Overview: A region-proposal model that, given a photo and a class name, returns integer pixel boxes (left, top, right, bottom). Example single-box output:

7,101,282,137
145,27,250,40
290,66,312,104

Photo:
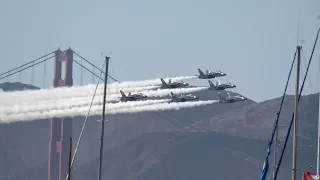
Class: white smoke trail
3,87,206,109
0,75,195,105
0,99,170,115
0,100,217,123
109,76,196,88
0,86,159,106
0,87,207,117
108,100,218,114
141,87,207,97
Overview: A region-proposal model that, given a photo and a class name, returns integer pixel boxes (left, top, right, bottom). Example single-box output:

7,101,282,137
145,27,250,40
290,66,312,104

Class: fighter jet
170,92,199,102
197,68,227,79
160,78,189,89
119,90,148,102
218,92,247,103
208,80,236,90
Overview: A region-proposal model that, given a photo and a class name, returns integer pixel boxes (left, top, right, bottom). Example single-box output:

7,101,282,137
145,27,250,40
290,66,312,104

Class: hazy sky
0,0,319,102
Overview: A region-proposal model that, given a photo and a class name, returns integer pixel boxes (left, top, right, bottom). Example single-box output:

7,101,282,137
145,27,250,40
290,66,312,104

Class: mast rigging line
73,51,118,82
0,55,55,81
65,59,195,179
273,27,320,180
0,51,55,78
259,49,297,180
65,57,107,180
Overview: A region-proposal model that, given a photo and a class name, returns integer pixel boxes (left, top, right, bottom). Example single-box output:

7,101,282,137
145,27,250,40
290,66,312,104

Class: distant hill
0,82,254,180
190,93,319,141
0,82,40,91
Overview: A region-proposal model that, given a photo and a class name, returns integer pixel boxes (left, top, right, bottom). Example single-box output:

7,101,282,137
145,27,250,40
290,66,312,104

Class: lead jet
120,90,148,102
160,78,189,89
218,92,247,103
170,92,199,102
208,80,236,90
197,69,227,79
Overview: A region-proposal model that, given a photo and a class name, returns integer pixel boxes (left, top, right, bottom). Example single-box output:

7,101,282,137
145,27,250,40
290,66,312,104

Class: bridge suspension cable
0,54,55,81
73,51,118,82
0,51,55,78
73,59,105,82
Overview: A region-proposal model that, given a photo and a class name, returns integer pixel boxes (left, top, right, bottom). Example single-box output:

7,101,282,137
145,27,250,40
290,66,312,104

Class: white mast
292,45,301,180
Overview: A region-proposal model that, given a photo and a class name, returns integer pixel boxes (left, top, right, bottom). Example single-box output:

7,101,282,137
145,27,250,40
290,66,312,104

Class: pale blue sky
0,0,319,102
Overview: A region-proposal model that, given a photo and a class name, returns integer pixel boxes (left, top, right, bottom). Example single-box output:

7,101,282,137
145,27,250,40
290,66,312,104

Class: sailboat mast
98,56,110,180
292,45,301,180
317,55,320,175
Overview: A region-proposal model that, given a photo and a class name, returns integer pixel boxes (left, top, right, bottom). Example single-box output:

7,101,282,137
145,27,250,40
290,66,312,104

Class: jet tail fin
208,80,215,88
198,69,205,76
160,78,167,86
218,92,225,101
120,90,126,97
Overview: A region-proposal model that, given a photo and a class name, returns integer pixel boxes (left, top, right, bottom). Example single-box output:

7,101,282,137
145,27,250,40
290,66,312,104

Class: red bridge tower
48,48,73,180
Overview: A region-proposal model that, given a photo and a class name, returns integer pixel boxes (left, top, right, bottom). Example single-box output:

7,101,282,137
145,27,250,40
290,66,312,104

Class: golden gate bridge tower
48,48,73,180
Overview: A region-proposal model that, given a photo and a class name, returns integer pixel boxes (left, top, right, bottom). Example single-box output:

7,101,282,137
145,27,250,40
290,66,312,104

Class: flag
259,148,270,180
303,172,320,180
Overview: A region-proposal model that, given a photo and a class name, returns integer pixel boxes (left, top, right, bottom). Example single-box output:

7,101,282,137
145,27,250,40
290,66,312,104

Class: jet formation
117,68,247,104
